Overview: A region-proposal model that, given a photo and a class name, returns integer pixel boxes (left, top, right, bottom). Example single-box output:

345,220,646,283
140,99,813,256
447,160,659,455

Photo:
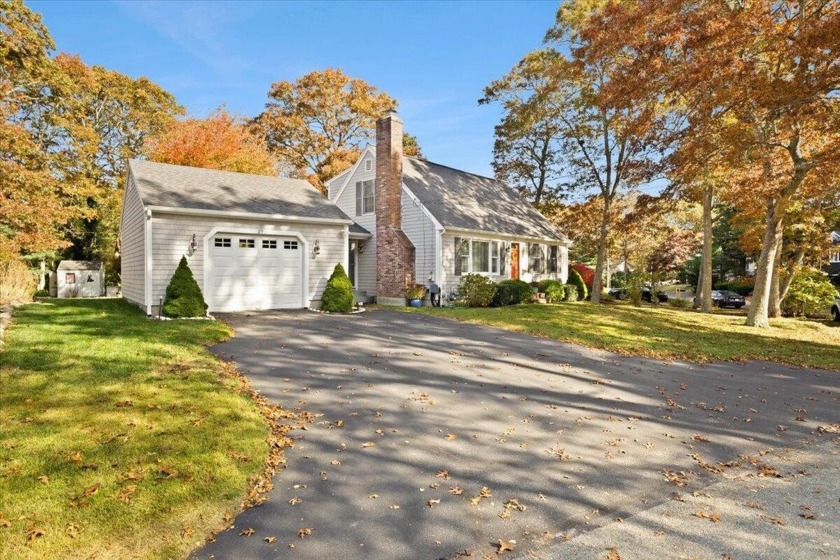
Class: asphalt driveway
194,308,838,560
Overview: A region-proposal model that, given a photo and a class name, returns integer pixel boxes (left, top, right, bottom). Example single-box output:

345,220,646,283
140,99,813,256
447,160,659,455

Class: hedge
492,279,532,306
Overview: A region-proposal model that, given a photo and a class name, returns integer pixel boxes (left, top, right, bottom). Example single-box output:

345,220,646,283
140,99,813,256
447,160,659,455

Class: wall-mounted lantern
187,233,197,256
313,239,321,257
357,241,365,254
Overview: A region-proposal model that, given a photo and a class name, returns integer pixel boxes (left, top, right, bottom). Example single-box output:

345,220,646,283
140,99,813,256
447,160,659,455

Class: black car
608,287,669,303
831,296,840,322
711,290,745,309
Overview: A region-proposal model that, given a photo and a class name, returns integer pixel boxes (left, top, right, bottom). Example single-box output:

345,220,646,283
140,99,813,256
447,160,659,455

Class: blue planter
408,299,423,307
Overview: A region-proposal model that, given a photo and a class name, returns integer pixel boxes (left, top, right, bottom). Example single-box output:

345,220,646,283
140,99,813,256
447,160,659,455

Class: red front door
510,243,520,280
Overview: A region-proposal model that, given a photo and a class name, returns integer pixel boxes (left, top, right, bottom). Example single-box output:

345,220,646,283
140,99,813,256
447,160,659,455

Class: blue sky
30,0,560,177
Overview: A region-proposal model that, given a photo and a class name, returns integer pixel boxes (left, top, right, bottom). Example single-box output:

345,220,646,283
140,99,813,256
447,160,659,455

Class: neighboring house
54,260,104,298
326,111,570,303
120,161,352,315
824,231,840,278
119,111,569,314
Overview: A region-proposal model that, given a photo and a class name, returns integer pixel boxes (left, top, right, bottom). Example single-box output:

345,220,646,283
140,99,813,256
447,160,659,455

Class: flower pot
408,299,423,307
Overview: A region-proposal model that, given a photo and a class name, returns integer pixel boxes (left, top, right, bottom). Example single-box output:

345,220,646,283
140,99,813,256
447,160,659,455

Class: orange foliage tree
148,108,276,176
582,0,840,327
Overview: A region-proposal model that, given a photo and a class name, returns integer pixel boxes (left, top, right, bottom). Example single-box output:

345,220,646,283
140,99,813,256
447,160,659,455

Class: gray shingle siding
119,176,146,308
334,151,377,294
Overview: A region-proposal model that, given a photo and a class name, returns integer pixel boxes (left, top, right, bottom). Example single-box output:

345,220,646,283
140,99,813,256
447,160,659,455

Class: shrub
781,267,837,317
669,298,690,309
492,279,532,306
567,269,588,301
714,276,754,296
322,263,354,313
405,284,427,301
0,258,36,306
34,289,49,298
538,280,566,303
565,284,579,302
458,274,497,308
162,257,208,317
570,263,595,292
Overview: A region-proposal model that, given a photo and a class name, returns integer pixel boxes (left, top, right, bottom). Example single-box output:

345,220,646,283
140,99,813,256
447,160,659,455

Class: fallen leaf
297,527,313,539
445,433,457,441
264,536,277,544
69,452,82,464
607,547,622,560
436,469,450,480
480,486,492,498
25,524,44,546
449,486,463,495
427,499,441,508
288,496,302,505
83,482,101,497
694,511,721,523
496,538,515,555
37,475,49,484
389,504,400,509
800,513,815,520
66,523,80,539
117,484,136,502
362,442,376,448
368,494,379,499
240,528,255,536
0,514,11,529
330,460,341,466
691,434,710,442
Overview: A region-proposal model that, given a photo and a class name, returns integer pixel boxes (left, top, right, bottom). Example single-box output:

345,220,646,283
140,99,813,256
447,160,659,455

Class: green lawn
0,299,270,559
413,302,840,371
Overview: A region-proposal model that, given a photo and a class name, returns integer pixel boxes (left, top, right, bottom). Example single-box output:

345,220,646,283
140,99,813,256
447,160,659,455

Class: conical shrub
162,256,208,317
321,263,353,312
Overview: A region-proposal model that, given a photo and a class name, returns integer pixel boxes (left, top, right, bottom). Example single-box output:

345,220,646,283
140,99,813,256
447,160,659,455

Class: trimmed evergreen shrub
546,282,566,303
669,298,690,308
458,274,497,308
322,263,354,313
492,279,532,306
162,256,208,318
567,269,588,301
565,284,579,302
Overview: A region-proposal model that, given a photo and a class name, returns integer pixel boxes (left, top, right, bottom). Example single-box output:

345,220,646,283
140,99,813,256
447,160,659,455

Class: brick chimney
375,110,416,305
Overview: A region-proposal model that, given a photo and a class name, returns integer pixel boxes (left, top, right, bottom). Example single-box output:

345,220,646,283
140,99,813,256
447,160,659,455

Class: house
119,111,568,314
326,111,569,304
53,260,104,298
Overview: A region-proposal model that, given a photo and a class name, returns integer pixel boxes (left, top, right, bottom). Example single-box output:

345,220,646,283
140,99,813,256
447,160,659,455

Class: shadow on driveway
192,308,838,560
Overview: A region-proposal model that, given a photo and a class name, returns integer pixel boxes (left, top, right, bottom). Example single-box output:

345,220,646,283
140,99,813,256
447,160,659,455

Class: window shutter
550,245,558,274
355,182,362,216
454,237,462,276
500,242,507,276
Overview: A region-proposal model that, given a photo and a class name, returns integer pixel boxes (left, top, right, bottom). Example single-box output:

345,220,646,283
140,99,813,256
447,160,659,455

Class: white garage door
208,234,304,312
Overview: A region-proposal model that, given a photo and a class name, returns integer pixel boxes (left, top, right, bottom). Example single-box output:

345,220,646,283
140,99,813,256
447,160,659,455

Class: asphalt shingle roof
401,157,567,242
129,160,352,222
57,260,102,271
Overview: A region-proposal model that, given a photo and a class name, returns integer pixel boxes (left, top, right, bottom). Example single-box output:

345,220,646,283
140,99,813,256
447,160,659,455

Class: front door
510,243,520,280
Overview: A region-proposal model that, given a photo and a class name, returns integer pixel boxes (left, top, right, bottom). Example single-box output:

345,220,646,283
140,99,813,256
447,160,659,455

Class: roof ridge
129,158,301,183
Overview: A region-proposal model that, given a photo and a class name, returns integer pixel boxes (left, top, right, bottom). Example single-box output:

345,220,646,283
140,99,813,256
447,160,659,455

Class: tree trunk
778,249,804,304
592,195,611,303
699,184,714,313
745,198,786,328
769,238,783,318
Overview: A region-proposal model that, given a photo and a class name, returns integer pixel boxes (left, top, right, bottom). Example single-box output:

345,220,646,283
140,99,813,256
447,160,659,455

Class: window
549,245,559,273
530,243,544,273
262,239,277,249
456,238,501,275
355,180,375,215
283,240,299,250
65,273,76,284
239,238,255,249
214,237,231,248
831,250,840,263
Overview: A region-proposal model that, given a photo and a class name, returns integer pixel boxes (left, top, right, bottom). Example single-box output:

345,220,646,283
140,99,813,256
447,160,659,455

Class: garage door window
262,239,278,249
283,240,298,250
239,239,255,248
214,237,231,248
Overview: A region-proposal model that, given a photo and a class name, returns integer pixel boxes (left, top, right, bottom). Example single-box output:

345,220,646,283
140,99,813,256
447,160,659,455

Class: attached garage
120,160,353,315
206,232,305,312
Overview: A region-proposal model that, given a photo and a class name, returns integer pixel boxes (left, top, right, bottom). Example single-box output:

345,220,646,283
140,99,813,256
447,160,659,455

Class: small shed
55,261,104,298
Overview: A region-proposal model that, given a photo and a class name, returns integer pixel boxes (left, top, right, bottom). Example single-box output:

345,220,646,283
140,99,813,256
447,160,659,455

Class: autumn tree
402,132,424,159
254,68,398,191
484,2,665,303
583,0,840,327
0,0,69,260
148,108,276,175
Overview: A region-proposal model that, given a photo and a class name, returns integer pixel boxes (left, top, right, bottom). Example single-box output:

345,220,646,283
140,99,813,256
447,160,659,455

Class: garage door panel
208,234,304,312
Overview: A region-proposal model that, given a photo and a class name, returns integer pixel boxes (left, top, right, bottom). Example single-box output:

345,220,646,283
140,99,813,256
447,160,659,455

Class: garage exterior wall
400,188,438,286
440,231,568,300
334,150,377,294
119,176,146,307
149,213,346,312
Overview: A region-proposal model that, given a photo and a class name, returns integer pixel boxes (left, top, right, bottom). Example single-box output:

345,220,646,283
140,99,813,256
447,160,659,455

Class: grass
0,299,269,559
412,302,840,371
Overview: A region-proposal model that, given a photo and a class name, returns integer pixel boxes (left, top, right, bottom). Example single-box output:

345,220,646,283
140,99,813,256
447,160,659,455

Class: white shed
56,260,104,298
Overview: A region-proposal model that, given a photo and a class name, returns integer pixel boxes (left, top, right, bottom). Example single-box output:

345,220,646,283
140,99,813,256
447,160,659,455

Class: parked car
711,290,746,309
608,287,669,303
832,296,840,322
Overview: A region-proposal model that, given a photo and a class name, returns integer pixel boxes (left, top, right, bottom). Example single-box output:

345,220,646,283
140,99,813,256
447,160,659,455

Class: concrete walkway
193,309,838,560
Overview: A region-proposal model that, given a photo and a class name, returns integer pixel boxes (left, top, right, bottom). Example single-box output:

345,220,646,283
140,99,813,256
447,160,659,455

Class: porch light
358,241,365,254
313,239,321,257
187,233,197,256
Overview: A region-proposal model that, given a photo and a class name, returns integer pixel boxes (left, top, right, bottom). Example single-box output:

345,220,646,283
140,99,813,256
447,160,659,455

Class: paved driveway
194,309,838,560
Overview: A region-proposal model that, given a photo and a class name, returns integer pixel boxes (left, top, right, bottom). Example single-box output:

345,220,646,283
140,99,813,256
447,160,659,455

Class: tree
0,0,69,260
402,132,424,159
255,68,397,192
484,2,665,303
162,256,207,318
582,0,840,327
148,108,276,175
